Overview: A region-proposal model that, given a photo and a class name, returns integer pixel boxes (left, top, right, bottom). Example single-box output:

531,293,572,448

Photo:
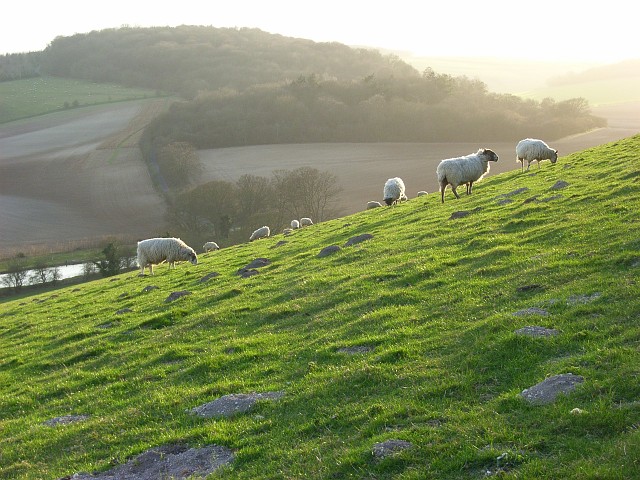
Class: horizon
2,0,639,64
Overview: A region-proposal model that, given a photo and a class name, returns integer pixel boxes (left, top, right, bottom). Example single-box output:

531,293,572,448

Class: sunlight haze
2,0,638,63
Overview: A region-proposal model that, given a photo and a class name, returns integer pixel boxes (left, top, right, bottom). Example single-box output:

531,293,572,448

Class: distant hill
36,26,418,98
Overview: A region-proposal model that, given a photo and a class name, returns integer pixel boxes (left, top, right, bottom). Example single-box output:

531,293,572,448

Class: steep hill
1,136,639,479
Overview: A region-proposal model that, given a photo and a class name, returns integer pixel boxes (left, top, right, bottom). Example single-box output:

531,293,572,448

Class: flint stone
521,373,584,405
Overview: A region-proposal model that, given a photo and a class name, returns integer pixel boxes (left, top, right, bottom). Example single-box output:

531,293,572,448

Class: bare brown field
1,98,638,259
0,100,169,258
198,101,640,216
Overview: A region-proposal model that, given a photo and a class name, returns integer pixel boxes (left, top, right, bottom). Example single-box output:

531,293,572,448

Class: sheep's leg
451,186,460,199
439,180,447,203
467,182,473,195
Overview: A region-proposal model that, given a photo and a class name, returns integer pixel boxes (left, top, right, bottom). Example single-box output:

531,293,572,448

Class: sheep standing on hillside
291,219,300,229
436,148,499,203
250,226,270,241
516,138,558,172
300,217,313,227
203,241,220,253
137,237,198,275
383,177,407,206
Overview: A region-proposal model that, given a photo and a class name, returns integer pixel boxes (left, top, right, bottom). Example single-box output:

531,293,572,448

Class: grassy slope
1,136,639,479
0,76,161,124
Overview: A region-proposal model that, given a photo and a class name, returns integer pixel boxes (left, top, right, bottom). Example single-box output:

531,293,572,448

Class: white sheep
383,177,407,206
367,200,383,209
516,138,558,172
300,217,313,227
249,226,270,241
436,148,499,203
291,219,300,229
137,237,198,275
203,241,220,253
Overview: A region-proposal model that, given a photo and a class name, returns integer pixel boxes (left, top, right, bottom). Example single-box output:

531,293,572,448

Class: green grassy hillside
0,76,161,124
1,136,639,479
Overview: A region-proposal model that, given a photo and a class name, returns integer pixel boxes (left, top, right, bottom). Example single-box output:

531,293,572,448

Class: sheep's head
384,197,395,206
479,148,499,162
187,249,198,265
550,149,559,164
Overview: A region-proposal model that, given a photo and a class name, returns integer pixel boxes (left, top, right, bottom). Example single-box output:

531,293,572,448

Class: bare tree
271,167,342,221
2,262,28,291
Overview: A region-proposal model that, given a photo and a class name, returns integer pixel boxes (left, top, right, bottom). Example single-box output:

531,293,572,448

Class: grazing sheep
291,219,300,229
367,200,383,209
417,191,428,197
249,226,270,241
300,217,313,227
516,138,558,172
203,241,220,253
383,177,407,206
436,148,499,203
137,237,198,275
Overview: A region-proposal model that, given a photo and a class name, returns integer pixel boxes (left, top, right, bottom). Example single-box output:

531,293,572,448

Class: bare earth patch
63,444,234,480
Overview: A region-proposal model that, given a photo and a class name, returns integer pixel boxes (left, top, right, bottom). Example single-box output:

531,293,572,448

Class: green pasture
1,136,639,478
0,76,162,124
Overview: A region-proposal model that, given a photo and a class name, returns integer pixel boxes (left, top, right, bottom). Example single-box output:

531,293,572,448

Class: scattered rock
237,269,259,278
540,194,563,202
344,233,374,247
65,444,234,479
449,210,471,220
514,326,559,337
372,439,414,459
317,245,341,258
523,196,539,204
189,391,285,418
115,308,132,315
165,291,192,303
567,292,601,305
199,272,220,283
244,258,271,269
337,345,374,354
512,307,549,317
271,240,288,248
142,285,159,293
117,293,128,299
550,180,569,190
520,373,584,405
44,415,89,426
497,198,513,205
237,258,271,277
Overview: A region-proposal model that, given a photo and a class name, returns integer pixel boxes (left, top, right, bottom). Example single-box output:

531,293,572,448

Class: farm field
1,93,639,258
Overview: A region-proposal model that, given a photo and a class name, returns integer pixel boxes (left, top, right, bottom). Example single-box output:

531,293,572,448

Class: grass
1,136,640,478
0,76,164,124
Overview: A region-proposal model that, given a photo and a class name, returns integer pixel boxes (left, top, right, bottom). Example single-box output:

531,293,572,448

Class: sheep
516,138,558,172
137,237,198,275
291,219,300,229
416,191,428,197
367,200,383,209
249,226,270,241
203,241,220,253
383,177,407,206
436,148,499,203
300,217,313,227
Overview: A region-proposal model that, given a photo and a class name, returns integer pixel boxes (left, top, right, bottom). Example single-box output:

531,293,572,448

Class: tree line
165,167,342,248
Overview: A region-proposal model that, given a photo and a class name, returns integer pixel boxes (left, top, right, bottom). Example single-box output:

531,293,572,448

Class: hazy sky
1,0,637,63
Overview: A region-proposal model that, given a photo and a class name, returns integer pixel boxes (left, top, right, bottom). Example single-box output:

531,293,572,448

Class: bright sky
1,0,637,63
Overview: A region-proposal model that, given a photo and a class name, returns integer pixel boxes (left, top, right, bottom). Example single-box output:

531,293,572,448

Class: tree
157,141,202,190
94,242,122,277
2,262,28,291
271,167,342,221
